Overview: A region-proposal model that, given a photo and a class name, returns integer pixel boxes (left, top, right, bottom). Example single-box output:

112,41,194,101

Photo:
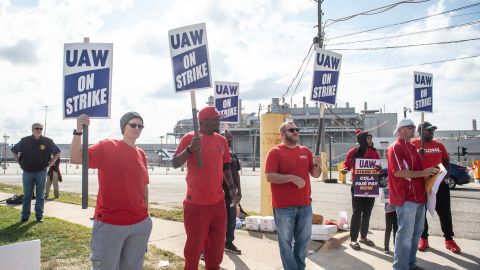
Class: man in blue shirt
11,123,61,223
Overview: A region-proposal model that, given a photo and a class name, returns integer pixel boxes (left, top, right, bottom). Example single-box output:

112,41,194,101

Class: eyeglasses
287,128,300,133
34,127,43,131
127,123,144,129
405,125,415,130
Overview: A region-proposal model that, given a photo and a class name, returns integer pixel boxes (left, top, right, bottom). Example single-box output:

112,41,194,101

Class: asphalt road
1,166,479,240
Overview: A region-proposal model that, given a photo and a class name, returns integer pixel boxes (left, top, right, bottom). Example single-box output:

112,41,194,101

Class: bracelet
186,147,192,154
229,185,238,194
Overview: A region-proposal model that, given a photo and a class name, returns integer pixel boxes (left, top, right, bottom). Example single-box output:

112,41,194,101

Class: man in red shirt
265,121,322,270
172,106,239,270
412,122,460,253
387,118,438,270
71,112,152,270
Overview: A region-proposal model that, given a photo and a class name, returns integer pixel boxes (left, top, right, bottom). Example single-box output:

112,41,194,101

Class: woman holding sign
341,130,381,251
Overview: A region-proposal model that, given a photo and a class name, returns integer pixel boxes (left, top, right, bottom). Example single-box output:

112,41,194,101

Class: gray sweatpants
90,217,153,270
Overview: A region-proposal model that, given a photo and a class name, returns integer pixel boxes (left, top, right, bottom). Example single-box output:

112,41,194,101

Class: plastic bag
338,210,349,230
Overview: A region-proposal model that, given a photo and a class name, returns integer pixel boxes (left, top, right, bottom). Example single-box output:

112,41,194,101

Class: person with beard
221,130,242,254
341,130,381,250
265,121,322,270
172,106,239,270
411,122,460,253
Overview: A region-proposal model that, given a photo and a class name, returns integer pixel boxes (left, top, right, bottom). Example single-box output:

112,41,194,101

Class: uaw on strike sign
168,23,212,92
413,71,433,113
215,81,239,123
63,43,113,118
310,48,342,105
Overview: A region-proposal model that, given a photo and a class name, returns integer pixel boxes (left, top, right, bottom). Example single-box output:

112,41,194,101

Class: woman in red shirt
341,130,380,250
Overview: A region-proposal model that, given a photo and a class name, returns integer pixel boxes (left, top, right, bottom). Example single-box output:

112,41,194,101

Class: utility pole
159,135,164,167
43,105,49,137
252,103,262,171
3,134,9,174
314,0,327,156
403,107,411,118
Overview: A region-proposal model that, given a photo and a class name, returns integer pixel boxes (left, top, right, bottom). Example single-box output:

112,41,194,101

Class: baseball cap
393,118,415,136
198,106,220,122
417,121,437,132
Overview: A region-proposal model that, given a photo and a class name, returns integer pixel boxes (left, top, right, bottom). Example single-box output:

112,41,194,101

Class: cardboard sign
413,71,433,112
311,48,342,105
63,43,113,119
168,23,212,92
353,158,380,197
214,81,239,123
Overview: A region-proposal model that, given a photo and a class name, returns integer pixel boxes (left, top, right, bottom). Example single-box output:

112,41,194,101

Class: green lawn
0,206,185,270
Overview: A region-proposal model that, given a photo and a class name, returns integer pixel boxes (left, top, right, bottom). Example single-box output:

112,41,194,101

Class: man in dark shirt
222,130,242,254
11,123,61,223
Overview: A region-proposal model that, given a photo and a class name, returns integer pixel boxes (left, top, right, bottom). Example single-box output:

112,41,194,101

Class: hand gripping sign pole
413,71,433,160
81,37,89,209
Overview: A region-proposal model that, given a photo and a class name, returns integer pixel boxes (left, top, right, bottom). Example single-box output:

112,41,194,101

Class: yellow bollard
338,161,346,184
321,152,328,180
260,112,289,216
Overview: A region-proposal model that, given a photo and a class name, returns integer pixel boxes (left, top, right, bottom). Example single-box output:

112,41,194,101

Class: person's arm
144,184,149,207
310,155,322,178
224,166,240,204
394,167,439,179
12,152,19,161
440,144,451,177
49,152,61,167
266,173,306,188
11,141,21,161
341,149,355,174
70,115,90,164
172,136,200,169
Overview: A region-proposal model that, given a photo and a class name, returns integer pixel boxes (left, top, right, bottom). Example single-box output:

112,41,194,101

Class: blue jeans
393,201,425,270
273,205,312,270
21,169,47,220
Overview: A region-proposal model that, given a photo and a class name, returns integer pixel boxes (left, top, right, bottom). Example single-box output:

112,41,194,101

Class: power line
343,54,480,75
324,0,431,28
326,20,480,46
281,43,313,99
290,47,314,99
330,37,480,51
326,2,480,40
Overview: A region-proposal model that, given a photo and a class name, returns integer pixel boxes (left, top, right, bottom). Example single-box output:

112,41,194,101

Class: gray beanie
120,112,143,134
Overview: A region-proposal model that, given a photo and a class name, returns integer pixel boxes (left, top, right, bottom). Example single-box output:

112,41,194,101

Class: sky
0,0,479,144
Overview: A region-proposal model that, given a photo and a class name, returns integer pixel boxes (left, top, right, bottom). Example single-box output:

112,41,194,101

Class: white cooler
260,216,276,232
245,216,261,231
311,224,337,241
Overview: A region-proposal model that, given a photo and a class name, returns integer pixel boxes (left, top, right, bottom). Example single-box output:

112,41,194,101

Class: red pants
183,200,226,270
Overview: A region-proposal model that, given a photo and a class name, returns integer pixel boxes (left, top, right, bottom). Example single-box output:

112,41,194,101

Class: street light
159,136,164,167
43,105,49,136
402,107,411,119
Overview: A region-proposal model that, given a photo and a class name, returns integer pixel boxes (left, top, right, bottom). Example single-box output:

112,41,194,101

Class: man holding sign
387,119,439,270
412,122,460,253
172,106,239,270
70,112,152,270
341,130,380,250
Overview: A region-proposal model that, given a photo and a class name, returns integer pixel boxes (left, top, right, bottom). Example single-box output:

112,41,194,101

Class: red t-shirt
387,139,426,206
88,139,149,225
411,139,449,169
265,144,314,208
175,131,231,205
343,147,380,180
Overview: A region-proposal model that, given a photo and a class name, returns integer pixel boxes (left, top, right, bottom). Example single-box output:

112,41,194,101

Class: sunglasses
127,123,144,129
405,125,416,130
34,127,43,131
286,128,300,133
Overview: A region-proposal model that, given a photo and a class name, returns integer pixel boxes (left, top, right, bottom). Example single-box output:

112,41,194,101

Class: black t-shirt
15,136,56,172
223,152,241,190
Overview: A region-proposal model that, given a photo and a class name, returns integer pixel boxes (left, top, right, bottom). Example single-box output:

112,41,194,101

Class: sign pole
190,91,202,167
420,112,424,159
81,37,89,209
315,104,325,156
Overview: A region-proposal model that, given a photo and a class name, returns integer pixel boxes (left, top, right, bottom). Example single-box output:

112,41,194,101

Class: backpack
6,194,24,205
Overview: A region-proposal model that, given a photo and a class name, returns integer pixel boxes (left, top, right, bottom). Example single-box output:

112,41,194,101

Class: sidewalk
1,192,479,270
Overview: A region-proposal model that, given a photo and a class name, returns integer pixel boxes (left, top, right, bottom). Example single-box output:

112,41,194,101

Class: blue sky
0,0,478,143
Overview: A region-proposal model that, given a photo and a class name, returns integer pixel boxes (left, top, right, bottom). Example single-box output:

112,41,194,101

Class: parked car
378,163,470,190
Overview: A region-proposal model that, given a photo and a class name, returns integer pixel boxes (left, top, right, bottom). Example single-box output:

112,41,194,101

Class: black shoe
359,238,375,247
225,243,242,254
384,247,390,254
350,241,361,250
36,218,43,222
20,218,28,224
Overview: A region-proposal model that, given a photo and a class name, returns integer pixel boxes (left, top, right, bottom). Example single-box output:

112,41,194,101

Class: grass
0,205,185,270
0,183,96,208
149,207,184,222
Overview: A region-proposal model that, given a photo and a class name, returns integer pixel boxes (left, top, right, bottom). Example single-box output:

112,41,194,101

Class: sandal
359,238,375,247
349,241,361,250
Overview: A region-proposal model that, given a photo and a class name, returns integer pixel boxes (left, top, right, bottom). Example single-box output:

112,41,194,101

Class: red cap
198,106,220,122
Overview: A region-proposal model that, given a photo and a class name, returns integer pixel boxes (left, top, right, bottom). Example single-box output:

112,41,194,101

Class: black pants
223,185,236,244
350,186,375,241
384,212,398,249
422,182,454,240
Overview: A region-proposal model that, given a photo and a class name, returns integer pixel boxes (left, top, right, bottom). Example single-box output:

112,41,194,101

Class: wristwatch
73,129,83,136
229,185,239,194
